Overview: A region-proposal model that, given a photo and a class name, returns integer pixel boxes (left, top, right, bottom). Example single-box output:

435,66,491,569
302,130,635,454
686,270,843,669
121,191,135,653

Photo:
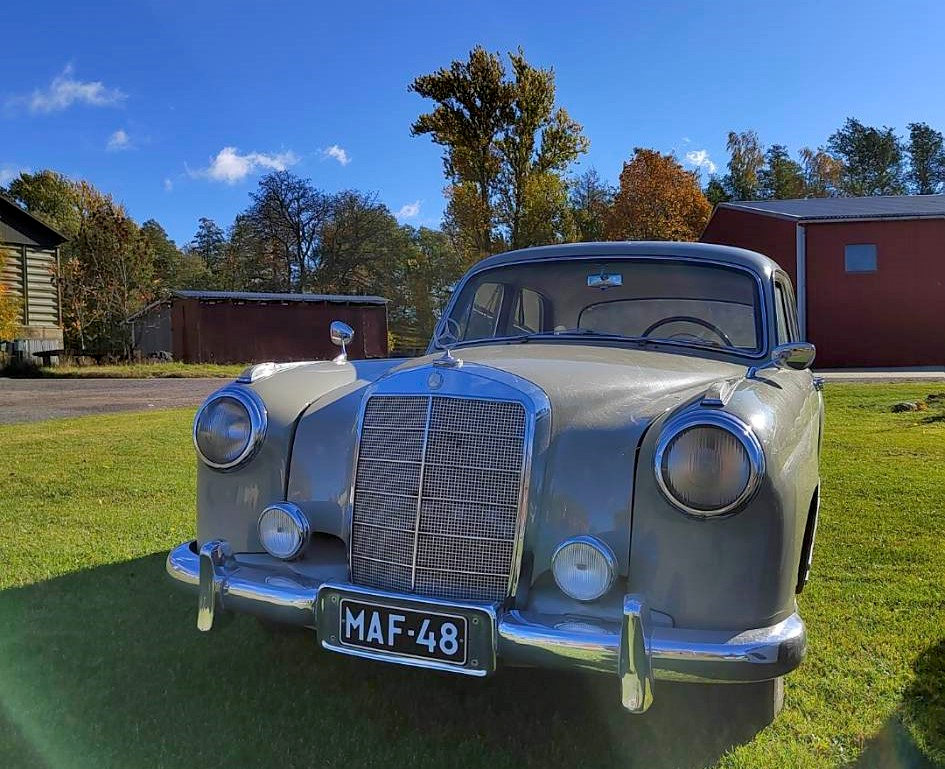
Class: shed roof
719,194,945,222
171,290,388,304
0,194,69,247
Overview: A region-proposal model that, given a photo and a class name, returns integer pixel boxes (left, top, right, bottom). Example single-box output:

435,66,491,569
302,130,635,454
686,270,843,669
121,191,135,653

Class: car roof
470,241,778,277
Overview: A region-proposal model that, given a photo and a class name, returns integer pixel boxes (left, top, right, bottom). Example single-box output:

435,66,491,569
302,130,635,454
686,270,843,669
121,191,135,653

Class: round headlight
193,386,267,470
552,536,617,601
258,503,310,560
655,412,764,516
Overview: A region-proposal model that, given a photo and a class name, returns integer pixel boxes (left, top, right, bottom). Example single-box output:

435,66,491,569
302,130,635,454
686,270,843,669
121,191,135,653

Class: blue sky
3,1,944,245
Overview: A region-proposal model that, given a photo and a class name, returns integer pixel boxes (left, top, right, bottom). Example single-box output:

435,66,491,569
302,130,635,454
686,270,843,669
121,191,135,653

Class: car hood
400,343,746,436
287,342,747,585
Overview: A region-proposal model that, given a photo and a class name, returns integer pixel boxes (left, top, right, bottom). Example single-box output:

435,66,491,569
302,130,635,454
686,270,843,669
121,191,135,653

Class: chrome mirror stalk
330,321,355,364
748,342,816,379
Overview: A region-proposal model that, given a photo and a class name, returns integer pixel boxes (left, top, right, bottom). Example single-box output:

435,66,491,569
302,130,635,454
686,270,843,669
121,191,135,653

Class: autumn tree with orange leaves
605,149,711,242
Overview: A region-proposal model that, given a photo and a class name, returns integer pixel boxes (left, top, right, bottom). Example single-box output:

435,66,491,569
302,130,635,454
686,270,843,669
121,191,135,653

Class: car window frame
432,255,772,361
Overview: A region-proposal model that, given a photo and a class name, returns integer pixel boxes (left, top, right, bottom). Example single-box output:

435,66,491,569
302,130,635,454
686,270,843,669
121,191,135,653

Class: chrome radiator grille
350,394,527,602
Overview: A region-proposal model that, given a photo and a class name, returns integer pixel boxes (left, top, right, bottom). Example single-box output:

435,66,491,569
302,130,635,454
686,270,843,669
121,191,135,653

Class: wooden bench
32,348,65,366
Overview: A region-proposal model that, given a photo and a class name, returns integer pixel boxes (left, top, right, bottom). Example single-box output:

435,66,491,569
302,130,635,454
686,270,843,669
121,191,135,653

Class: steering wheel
641,316,734,347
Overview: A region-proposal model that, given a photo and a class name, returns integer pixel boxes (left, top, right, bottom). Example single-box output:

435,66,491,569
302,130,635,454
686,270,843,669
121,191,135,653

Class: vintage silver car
167,241,822,718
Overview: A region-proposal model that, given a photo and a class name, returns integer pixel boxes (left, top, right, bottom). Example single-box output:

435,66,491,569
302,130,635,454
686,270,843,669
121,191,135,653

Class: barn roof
719,194,945,222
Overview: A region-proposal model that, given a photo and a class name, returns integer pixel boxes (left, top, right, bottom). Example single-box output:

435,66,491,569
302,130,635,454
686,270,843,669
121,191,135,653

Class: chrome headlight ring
551,535,618,601
192,385,268,471
654,410,765,518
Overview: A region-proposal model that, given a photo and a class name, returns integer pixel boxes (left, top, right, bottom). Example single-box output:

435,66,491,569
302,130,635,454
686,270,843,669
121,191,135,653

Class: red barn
701,196,945,368
129,291,389,364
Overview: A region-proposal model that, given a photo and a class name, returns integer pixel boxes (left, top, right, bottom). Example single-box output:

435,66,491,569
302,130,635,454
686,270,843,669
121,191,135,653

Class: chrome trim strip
431,254,771,361
167,541,807,692
193,384,268,471
409,396,435,590
653,410,765,518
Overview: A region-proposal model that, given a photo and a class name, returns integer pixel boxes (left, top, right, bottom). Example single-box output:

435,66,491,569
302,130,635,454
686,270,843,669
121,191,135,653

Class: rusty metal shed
129,290,389,363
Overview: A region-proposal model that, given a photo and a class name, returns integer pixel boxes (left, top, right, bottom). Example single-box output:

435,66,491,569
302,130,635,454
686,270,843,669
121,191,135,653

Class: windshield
440,258,763,354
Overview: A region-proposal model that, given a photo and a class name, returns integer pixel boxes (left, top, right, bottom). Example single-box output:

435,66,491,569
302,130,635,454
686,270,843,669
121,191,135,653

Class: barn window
844,244,877,273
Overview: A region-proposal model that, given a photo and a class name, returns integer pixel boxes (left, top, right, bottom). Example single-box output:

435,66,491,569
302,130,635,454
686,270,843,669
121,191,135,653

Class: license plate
339,599,467,665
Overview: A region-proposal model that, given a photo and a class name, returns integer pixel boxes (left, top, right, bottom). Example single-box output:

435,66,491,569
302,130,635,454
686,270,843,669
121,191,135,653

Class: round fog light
552,536,617,601
258,503,310,560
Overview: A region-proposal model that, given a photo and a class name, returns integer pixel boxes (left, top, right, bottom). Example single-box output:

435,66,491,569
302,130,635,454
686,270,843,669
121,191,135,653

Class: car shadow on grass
0,553,901,769
850,640,944,769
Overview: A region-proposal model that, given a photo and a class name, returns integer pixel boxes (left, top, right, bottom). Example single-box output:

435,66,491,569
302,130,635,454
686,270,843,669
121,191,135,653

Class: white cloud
685,149,717,174
163,177,173,192
195,146,300,184
396,200,421,219
23,64,126,114
106,129,131,151
322,145,351,166
0,165,28,186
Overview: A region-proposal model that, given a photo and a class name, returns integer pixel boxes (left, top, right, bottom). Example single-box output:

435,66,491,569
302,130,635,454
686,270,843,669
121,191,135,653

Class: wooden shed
129,290,389,364
0,195,66,357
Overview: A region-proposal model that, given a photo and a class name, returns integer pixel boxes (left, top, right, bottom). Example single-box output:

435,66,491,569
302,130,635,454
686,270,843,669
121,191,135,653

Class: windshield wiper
506,330,645,343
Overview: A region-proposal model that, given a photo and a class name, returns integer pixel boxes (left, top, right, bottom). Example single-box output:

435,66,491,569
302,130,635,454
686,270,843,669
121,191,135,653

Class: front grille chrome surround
350,394,529,602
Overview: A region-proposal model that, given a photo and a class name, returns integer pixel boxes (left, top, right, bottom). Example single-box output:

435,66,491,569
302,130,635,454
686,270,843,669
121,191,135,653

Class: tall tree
605,149,711,241
6,170,81,237
142,219,211,291
724,130,764,200
757,145,806,200
703,176,731,206
569,169,614,242
410,46,588,260
388,226,465,349
906,121,945,194
827,118,904,196
189,217,226,272
248,172,332,291
317,191,403,294
798,147,843,198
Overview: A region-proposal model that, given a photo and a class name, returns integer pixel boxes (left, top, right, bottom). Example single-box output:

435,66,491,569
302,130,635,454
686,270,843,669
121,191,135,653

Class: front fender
196,359,404,551
629,369,820,630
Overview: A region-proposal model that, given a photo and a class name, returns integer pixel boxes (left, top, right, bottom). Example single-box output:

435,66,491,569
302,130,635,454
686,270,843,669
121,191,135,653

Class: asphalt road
0,378,224,425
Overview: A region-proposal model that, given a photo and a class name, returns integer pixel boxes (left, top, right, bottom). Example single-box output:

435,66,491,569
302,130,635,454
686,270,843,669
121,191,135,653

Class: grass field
0,383,943,768
3,361,246,378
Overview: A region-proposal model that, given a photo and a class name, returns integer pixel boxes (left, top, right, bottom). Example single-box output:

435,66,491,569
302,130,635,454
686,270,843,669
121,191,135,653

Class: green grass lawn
1,384,943,768
5,361,246,378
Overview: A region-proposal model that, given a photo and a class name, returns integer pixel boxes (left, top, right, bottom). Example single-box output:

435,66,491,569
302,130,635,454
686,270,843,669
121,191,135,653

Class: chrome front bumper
167,540,806,713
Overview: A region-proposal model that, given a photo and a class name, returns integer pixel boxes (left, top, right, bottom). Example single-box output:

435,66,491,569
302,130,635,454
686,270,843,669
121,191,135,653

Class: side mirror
330,321,354,364
772,342,816,371
748,342,816,379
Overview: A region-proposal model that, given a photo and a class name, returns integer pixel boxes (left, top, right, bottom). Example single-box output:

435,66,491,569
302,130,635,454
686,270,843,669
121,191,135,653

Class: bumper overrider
167,540,806,713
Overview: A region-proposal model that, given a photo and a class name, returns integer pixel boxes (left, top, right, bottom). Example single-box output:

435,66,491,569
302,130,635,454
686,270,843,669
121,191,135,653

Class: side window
845,244,877,273
511,288,544,334
463,282,504,340
774,279,799,343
